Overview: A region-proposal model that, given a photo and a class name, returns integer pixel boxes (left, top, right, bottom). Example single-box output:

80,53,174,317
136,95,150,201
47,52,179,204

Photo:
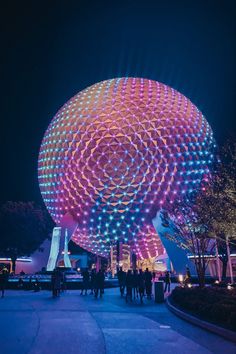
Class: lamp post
215,238,222,282
226,235,233,284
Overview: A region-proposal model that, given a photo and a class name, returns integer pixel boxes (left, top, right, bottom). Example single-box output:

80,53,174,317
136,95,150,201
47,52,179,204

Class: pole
110,246,115,277
226,235,233,283
63,228,72,268
116,240,120,272
215,238,221,282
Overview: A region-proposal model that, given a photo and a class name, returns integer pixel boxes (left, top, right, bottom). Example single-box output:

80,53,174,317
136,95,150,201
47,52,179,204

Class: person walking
51,269,56,297
28,276,33,290
132,269,139,299
80,268,90,295
51,268,61,298
61,271,67,293
144,268,152,299
184,266,191,286
137,269,145,304
0,267,9,298
90,268,96,295
33,277,41,292
125,269,133,303
164,270,171,293
18,276,24,289
94,269,105,298
117,267,126,296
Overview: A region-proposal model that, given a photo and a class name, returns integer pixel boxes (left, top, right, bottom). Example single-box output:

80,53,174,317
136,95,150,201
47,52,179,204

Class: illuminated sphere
38,78,214,259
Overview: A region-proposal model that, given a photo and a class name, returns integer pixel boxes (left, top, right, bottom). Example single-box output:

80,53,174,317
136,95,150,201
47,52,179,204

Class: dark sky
1,0,235,204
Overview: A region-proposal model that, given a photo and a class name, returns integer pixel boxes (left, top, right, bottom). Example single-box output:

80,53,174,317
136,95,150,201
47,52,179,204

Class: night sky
1,0,235,204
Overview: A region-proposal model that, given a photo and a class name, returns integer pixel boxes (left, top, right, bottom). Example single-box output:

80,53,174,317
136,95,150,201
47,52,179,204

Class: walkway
0,288,235,354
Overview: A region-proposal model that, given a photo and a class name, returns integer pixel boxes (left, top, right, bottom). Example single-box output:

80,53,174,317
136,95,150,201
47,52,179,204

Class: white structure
46,227,72,271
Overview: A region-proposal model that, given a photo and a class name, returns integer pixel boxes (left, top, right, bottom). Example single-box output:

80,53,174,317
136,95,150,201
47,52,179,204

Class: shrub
170,286,236,331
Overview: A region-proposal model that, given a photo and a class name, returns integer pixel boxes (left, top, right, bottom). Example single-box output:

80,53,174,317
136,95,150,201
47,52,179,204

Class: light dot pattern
38,78,214,259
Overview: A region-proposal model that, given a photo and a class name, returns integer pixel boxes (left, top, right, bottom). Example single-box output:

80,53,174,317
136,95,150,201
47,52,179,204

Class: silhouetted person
125,270,133,303
28,276,33,290
164,270,171,293
0,267,9,298
184,266,191,286
18,276,24,289
144,268,152,299
117,267,126,296
90,269,96,294
80,268,90,295
20,270,25,276
51,269,56,297
132,269,139,299
34,277,41,292
94,269,105,298
137,269,145,304
51,268,61,297
61,271,67,292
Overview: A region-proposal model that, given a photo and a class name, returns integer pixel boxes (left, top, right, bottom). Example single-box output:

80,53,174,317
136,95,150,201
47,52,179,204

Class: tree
162,140,236,285
162,192,215,288
203,140,236,280
0,201,54,272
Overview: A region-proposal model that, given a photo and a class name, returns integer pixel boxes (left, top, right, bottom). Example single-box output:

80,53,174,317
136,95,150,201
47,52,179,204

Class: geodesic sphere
38,78,214,259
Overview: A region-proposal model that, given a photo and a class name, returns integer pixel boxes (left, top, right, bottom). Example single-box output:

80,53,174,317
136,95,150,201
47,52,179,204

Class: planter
166,296,236,343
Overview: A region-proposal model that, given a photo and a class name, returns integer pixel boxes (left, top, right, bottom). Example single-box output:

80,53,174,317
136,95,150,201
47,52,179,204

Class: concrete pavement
0,288,235,354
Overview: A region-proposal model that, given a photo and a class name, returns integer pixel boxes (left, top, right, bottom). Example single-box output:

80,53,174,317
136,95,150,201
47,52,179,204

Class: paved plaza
0,288,235,354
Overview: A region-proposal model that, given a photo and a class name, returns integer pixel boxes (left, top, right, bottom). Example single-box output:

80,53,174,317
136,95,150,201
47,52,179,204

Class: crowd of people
117,267,153,303
80,268,105,298
79,267,176,303
51,267,67,297
51,267,106,299
0,264,191,301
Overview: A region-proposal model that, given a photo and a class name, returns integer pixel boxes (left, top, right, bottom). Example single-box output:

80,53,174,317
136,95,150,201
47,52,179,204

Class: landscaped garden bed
170,286,236,332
